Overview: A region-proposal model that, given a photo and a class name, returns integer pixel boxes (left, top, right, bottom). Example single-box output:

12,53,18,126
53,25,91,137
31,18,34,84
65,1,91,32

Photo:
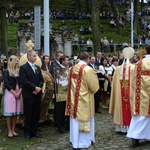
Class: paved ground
0,107,150,150
27,108,150,150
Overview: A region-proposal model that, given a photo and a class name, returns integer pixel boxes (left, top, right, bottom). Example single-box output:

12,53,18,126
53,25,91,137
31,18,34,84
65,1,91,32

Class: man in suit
88,56,96,70
50,51,63,127
19,50,44,139
50,51,63,77
55,55,69,133
88,56,101,114
94,52,104,113
94,51,104,69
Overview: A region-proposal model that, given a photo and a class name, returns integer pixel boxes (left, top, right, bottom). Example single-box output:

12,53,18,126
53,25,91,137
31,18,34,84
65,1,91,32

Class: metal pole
131,0,134,48
44,0,50,56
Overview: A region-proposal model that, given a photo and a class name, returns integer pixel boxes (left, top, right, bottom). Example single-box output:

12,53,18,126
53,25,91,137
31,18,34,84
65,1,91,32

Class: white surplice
127,116,150,140
127,55,150,140
70,117,95,149
69,60,95,149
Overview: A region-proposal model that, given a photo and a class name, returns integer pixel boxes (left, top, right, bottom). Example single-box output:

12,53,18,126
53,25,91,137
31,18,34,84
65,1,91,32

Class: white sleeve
107,66,113,75
99,65,105,75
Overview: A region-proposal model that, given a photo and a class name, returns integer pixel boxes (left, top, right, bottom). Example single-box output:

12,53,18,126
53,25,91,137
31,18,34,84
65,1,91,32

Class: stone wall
17,23,74,57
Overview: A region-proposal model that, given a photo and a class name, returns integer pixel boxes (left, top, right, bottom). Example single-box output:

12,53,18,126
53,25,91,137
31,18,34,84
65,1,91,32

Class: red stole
66,64,86,119
120,67,131,126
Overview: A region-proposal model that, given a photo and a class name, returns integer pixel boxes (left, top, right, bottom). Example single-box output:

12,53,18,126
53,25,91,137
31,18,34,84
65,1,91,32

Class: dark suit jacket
88,63,95,69
94,57,104,69
118,58,137,65
3,69,20,91
19,62,44,98
50,60,61,77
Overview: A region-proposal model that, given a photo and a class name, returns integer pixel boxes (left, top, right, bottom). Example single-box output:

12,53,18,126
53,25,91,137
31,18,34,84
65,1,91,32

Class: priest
127,45,150,146
65,51,99,150
109,47,135,133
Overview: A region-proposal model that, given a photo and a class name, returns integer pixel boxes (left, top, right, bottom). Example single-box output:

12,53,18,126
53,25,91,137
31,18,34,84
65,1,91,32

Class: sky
139,0,149,3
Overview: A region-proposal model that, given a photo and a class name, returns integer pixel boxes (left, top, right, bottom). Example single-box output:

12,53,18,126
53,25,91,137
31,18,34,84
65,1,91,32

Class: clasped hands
32,86,41,95
11,89,21,99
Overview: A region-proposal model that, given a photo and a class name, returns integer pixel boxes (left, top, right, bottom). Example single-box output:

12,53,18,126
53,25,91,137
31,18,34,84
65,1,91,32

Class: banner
54,67,69,102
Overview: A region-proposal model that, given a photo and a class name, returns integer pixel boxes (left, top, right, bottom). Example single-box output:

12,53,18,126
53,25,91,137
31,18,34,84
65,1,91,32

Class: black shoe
58,128,66,134
132,139,139,147
37,129,42,132
25,135,30,140
91,141,95,145
73,148,80,150
95,110,102,114
66,126,70,131
32,133,43,138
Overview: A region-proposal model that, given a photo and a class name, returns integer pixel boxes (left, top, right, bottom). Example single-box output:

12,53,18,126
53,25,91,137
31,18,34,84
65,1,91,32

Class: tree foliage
109,0,121,35
0,0,10,8
6,0,43,11
92,0,101,53
134,0,140,35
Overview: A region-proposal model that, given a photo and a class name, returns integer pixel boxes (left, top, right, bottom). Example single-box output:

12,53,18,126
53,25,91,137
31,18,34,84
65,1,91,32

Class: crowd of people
1,1,150,149
1,44,150,149
72,35,132,53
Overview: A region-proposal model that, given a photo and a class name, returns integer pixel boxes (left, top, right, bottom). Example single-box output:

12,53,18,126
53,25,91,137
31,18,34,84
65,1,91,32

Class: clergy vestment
109,64,134,132
65,60,99,149
127,55,150,140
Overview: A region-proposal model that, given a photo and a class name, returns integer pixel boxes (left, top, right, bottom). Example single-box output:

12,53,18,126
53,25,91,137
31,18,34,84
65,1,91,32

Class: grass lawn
0,117,60,150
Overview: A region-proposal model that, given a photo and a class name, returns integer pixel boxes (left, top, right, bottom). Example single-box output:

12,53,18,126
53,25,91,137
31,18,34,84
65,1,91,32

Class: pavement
26,107,150,150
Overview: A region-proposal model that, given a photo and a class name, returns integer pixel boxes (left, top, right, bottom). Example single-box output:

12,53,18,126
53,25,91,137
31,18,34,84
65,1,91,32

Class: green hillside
7,18,133,48
6,1,144,50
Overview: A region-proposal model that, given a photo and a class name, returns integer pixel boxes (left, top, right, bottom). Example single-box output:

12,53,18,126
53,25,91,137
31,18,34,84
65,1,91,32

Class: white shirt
86,40,93,47
78,60,87,65
28,61,36,73
109,64,117,75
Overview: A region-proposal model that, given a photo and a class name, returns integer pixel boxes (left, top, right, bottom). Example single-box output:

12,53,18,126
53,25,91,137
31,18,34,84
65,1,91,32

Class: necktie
98,59,100,63
32,64,36,73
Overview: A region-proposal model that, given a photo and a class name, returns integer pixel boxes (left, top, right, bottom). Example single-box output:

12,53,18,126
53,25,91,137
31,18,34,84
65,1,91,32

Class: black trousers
55,101,69,130
23,95,41,136
94,89,100,112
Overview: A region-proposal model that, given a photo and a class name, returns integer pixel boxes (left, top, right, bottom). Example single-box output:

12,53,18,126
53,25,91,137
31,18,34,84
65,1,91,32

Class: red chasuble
120,67,131,126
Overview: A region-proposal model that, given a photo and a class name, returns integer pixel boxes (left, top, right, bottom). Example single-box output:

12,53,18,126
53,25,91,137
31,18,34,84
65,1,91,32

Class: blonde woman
3,55,23,138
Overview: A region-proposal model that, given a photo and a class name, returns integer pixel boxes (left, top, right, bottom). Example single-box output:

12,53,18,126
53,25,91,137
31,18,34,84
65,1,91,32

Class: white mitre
120,47,134,80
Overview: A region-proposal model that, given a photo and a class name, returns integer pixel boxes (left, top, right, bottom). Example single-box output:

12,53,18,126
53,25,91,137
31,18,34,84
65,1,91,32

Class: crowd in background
6,1,150,51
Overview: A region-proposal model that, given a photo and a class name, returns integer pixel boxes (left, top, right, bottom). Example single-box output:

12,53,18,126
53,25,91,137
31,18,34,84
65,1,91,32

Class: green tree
85,0,90,12
134,0,140,35
109,0,121,35
0,1,9,57
0,0,42,57
92,0,101,54
140,0,144,9
75,0,80,12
